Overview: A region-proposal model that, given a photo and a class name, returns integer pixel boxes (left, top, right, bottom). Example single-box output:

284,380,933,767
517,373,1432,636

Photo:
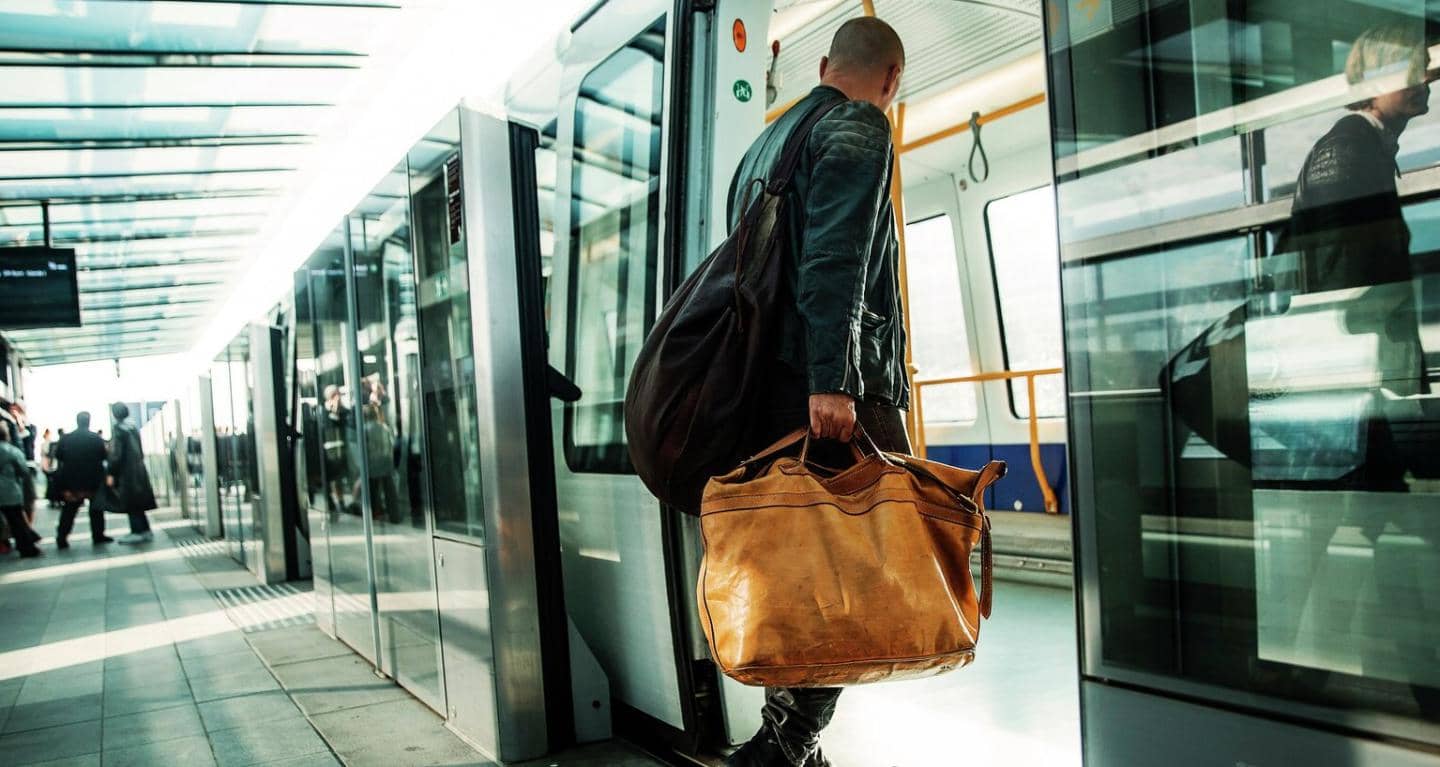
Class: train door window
985,186,1065,419
905,214,977,423
562,19,665,473
410,135,487,541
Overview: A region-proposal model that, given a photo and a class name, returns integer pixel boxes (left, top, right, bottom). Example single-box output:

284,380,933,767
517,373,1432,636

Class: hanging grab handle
967,110,989,184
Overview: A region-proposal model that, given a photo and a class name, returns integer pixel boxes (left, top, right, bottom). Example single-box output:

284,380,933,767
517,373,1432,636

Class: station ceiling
0,0,422,366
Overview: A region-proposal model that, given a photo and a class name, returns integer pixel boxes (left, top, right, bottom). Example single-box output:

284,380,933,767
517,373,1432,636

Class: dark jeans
128,510,151,535
1,504,39,555
750,400,912,763
58,499,106,543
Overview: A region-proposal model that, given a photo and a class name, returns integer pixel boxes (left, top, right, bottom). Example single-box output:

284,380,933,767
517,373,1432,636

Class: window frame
983,185,1066,421
904,211,980,427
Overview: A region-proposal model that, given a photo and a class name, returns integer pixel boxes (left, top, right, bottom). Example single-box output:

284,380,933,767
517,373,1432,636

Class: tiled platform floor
0,506,666,767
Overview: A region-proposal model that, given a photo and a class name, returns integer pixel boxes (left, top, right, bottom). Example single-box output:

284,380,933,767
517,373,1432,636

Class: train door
547,0,709,748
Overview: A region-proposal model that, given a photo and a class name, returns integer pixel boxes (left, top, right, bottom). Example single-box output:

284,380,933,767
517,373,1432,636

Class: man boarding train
722,17,909,767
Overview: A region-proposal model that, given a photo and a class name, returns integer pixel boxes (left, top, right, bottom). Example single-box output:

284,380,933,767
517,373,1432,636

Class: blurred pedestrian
53,412,112,548
41,428,62,508
108,403,157,544
0,421,41,558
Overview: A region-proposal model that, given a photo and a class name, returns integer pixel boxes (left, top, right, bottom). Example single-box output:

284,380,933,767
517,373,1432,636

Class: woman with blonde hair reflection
1267,24,1439,720
1272,23,1434,488
1279,24,1432,291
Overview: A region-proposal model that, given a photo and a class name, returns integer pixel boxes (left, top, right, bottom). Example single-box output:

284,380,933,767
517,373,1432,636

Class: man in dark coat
52,411,112,548
722,17,907,767
108,402,157,545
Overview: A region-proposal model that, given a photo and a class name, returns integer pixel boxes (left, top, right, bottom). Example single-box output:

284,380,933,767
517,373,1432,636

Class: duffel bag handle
739,428,809,467
739,424,889,469
798,424,888,468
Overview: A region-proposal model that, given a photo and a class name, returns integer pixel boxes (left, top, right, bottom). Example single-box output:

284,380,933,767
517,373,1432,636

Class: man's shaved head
826,17,905,76
818,17,905,110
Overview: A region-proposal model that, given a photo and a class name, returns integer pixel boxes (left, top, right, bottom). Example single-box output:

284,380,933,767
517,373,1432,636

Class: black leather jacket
1274,113,1412,293
727,85,907,410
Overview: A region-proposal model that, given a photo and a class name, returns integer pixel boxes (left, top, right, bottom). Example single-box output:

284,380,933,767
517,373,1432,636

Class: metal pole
41,200,52,248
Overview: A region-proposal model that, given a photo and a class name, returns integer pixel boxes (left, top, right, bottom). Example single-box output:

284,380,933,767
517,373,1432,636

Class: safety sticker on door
733,79,753,103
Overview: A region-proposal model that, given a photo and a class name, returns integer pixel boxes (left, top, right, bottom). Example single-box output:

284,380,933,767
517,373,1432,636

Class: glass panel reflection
211,334,257,568
1050,2,1440,739
293,259,335,633
349,162,444,708
300,228,375,660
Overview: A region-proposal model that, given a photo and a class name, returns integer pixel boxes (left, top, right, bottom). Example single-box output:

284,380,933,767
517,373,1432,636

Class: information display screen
0,247,80,328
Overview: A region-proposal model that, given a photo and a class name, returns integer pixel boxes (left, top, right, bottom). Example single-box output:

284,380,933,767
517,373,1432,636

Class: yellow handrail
913,367,1063,513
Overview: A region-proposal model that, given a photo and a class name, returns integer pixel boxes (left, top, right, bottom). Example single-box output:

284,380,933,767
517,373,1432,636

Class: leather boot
724,725,794,766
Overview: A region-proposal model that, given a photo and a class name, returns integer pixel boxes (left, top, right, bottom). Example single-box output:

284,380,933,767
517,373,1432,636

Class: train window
411,145,488,541
562,20,666,473
985,187,1064,419
904,214,977,423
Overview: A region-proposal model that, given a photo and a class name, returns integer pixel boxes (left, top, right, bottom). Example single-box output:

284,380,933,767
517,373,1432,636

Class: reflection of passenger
321,385,354,514
1277,25,1433,295
363,404,398,524
1271,24,1434,490
1265,25,1439,720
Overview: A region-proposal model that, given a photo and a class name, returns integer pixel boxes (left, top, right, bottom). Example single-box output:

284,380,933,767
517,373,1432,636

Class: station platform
0,504,1082,767
0,506,662,767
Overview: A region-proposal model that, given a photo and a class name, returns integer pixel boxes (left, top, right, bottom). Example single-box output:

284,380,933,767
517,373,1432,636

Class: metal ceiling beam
0,168,296,183
0,53,365,69
107,0,402,7
50,314,205,330
0,135,315,150
39,227,260,246
24,341,186,361
1,213,263,233
77,256,243,272
0,189,282,207
76,305,212,319
80,280,226,295
78,296,217,312
0,102,333,110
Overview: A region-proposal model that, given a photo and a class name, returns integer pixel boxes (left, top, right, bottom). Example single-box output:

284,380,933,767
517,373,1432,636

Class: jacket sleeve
107,429,125,479
796,101,893,397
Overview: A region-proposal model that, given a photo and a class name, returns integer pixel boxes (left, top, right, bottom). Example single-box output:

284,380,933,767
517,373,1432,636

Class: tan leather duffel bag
697,428,1004,688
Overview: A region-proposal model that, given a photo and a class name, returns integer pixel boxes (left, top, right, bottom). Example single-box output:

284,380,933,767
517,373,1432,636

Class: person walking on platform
722,17,908,767
0,421,41,558
107,403,157,545
40,428,61,508
53,412,112,548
